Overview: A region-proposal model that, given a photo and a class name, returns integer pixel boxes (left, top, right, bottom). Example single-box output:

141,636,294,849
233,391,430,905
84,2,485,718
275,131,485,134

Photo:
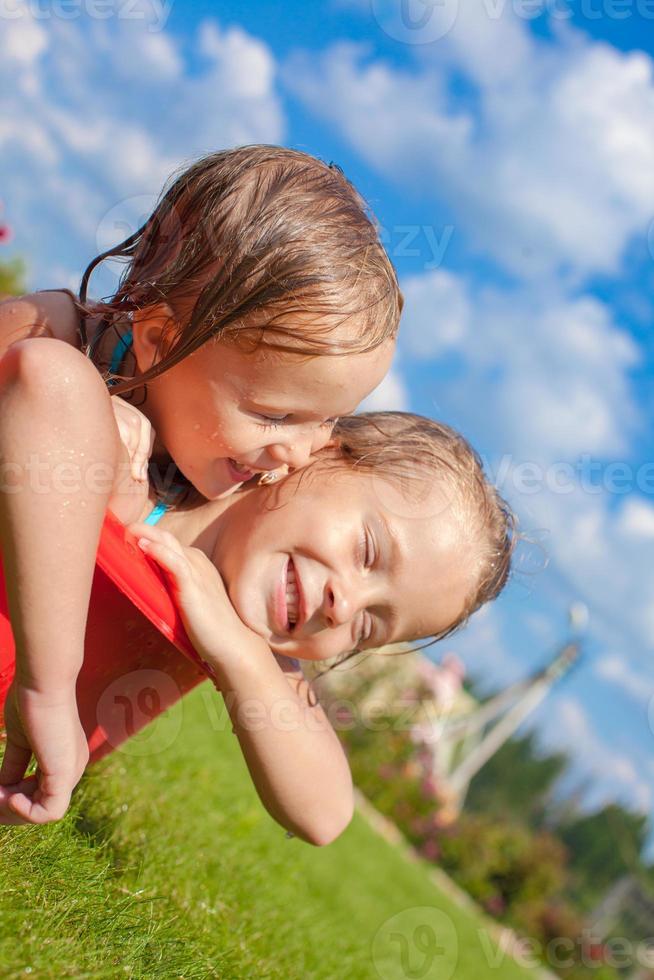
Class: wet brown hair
79,145,403,396
311,411,516,678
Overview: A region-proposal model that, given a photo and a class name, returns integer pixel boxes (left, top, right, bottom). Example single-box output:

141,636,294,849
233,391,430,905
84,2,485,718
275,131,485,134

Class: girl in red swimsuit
0,146,402,828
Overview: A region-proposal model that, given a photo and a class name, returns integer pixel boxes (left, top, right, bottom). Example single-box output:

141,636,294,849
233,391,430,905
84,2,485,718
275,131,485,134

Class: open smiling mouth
227,458,255,481
274,556,305,636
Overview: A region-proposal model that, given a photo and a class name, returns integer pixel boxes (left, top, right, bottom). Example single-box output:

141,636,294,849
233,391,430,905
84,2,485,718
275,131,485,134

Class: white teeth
286,563,298,625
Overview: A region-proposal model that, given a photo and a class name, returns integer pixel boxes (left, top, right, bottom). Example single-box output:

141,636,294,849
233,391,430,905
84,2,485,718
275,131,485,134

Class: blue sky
1,0,653,844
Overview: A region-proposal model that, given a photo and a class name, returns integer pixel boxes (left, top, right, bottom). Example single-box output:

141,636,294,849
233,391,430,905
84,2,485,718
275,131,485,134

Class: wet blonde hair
79,145,403,395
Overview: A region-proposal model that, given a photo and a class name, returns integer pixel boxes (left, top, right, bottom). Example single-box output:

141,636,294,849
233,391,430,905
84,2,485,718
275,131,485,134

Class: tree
465,731,569,829
558,803,650,908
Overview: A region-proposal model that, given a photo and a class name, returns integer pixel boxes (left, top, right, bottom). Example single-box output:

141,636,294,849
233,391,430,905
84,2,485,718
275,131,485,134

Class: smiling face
133,314,394,500
211,464,478,660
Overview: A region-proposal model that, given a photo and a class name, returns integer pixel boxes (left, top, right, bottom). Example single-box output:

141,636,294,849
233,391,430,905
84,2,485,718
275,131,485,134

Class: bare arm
0,291,80,357
129,522,354,847
0,337,127,824
209,648,353,846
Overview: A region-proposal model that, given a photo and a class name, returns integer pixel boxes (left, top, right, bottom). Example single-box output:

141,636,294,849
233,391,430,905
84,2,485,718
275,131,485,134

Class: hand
0,682,89,825
111,396,155,483
127,522,256,668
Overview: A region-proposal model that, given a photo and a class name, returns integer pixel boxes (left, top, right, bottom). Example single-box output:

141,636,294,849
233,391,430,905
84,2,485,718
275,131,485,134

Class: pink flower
421,775,439,799
419,839,440,861
484,895,506,917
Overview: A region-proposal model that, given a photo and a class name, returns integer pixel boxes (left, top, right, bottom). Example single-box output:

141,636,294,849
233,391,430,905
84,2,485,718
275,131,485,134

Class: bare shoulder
0,290,81,354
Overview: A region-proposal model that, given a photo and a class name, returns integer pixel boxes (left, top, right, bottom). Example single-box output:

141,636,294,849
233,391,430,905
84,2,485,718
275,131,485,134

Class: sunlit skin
159,463,479,661
130,305,395,499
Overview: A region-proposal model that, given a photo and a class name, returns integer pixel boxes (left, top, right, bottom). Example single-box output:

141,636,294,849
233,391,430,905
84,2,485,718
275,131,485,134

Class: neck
158,485,256,564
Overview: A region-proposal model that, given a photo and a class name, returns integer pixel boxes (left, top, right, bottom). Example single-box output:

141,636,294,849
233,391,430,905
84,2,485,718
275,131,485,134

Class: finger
8,771,73,825
128,522,187,556
134,417,154,482
136,537,193,583
0,805,31,826
0,775,38,801
0,775,39,825
0,737,32,787
114,414,137,456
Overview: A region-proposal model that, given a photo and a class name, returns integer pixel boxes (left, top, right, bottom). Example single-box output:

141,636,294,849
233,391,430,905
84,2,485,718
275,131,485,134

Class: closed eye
253,412,290,428
254,413,337,430
357,610,373,647
358,527,375,569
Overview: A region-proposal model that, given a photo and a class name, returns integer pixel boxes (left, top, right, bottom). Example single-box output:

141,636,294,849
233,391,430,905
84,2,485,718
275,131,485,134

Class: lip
226,458,256,485
272,556,290,634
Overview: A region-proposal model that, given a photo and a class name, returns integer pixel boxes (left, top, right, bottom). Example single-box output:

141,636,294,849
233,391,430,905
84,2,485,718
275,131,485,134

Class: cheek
225,567,260,631
294,628,352,662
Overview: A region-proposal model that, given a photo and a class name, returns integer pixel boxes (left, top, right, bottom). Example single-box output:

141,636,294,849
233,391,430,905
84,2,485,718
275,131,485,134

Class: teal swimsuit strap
108,328,133,383
144,501,168,525
109,329,187,514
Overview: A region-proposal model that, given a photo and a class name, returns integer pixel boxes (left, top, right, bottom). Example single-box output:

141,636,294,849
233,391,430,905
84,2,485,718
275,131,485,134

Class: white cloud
360,367,409,411
0,6,284,286
402,270,470,358
394,265,653,663
618,498,654,539
285,7,654,279
549,697,652,813
2,12,48,66
400,272,640,460
595,655,653,706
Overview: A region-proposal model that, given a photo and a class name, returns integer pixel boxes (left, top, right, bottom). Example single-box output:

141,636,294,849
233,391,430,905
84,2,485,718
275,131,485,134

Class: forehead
216,339,394,415
361,471,476,644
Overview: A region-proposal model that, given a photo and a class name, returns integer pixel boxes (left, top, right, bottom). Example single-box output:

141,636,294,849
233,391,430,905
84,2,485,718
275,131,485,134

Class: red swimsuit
0,512,215,763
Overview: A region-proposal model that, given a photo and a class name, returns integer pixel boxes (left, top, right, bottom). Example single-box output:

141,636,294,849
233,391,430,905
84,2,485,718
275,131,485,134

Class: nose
323,580,353,628
267,426,326,469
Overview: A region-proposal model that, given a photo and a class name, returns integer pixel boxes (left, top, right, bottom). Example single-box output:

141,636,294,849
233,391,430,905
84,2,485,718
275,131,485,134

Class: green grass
0,684,543,979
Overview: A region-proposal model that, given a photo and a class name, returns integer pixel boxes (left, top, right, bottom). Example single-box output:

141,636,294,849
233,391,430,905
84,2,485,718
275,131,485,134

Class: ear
131,302,178,372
